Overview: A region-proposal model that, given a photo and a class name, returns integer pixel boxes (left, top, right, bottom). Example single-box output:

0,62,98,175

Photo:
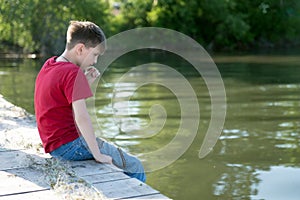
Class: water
1,51,300,199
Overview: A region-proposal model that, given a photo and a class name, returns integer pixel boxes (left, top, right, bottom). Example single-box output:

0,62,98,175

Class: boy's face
79,44,105,70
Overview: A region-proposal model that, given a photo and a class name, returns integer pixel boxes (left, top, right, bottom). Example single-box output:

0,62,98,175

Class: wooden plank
0,148,24,152
0,154,171,200
0,149,46,171
82,171,130,184
0,150,31,170
4,167,50,188
69,160,122,177
0,148,18,152
93,178,161,199
124,193,171,199
0,170,48,196
0,190,61,200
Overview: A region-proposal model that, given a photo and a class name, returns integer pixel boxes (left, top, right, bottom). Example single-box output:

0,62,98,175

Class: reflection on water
252,166,300,200
213,164,259,199
1,51,300,199
0,59,40,112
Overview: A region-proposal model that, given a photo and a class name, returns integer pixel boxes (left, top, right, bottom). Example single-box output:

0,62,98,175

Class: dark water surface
1,51,300,200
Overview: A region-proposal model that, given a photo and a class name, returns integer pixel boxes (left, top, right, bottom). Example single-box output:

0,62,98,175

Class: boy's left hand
85,66,100,85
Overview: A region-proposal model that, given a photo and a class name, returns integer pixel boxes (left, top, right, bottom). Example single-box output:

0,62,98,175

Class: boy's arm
72,99,112,164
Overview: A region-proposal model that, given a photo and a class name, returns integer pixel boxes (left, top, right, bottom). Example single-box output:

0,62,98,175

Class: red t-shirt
34,56,93,153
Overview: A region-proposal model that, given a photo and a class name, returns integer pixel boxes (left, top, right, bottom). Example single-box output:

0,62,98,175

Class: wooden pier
0,95,171,199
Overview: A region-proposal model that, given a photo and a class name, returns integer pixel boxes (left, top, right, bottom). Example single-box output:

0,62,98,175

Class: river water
1,50,300,200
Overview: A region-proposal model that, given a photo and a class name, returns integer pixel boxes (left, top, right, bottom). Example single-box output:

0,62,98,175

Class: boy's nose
93,58,98,65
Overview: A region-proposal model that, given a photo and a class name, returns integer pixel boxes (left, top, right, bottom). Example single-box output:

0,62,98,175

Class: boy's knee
127,155,145,173
99,141,145,173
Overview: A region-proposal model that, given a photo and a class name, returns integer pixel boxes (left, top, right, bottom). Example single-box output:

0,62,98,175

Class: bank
0,94,170,200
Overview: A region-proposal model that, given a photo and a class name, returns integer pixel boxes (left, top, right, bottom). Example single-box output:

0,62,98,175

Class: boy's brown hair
66,20,106,50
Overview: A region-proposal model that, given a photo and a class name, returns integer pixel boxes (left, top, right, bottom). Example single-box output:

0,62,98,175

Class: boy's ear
74,43,85,55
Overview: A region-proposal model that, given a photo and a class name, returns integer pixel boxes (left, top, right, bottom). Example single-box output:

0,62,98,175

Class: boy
34,20,146,182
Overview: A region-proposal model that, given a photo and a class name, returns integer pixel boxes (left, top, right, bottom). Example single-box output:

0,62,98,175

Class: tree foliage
1,0,299,53
0,0,111,55
118,0,300,50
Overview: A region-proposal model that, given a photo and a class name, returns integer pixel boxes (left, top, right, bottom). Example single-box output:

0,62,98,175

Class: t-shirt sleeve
64,68,93,104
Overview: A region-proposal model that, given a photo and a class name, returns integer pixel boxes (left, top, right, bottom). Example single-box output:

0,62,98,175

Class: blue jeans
50,137,146,182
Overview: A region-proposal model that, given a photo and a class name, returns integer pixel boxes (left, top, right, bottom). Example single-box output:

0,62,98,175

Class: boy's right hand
85,66,100,86
95,154,113,164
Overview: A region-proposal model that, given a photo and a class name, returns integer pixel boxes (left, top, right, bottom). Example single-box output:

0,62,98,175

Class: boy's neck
57,50,77,66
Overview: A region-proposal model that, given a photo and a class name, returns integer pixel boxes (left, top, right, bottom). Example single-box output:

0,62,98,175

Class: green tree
147,0,201,38
0,0,35,52
1,0,300,53
29,0,111,55
0,0,111,55
239,0,300,46
117,0,253,50
198,0,252,49
113,0,300,50
113,0,153,32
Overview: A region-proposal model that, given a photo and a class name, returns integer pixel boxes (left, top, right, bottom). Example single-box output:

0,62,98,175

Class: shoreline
0,94,41,151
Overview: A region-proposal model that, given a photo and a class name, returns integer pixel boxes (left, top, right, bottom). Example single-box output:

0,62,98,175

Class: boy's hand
95,154,113,164
85,66,100,85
